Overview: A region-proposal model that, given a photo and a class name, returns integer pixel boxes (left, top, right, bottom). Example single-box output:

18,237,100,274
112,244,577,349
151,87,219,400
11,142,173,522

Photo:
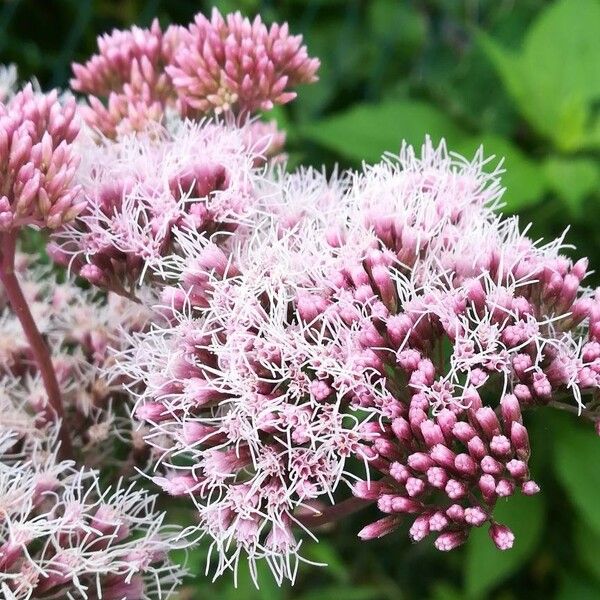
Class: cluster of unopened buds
1,7,600,598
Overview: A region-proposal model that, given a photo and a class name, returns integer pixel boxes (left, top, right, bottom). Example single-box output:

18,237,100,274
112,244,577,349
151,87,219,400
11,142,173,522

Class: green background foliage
2,0,599,597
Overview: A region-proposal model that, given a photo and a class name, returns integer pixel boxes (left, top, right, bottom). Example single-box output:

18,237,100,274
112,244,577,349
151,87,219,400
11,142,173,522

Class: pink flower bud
510,422,530,459
453,421,477,443
390,462,411,484
496,479,515,497
409,515,430,541
478,474,497,500
434,531,467,551
475,407,501,438
358,516,401,540
489,523,514,550
405,477,426,497
490,435,511,457
353,480,391,500
407,452,434,472
429,511,449,532
445,479,467,500
454,453,477,477
446,504,465,522
465,506,487,526
521,480,540,495
427,466,449,489
430,444,456,470
506,459,528,479
500,394,522,426
467,436,487,460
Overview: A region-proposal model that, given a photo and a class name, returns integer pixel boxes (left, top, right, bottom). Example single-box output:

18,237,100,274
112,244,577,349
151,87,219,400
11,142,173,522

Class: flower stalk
0,229,73,458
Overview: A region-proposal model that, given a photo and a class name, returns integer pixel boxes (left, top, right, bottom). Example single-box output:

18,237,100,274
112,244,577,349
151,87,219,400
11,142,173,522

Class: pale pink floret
0,444,184,598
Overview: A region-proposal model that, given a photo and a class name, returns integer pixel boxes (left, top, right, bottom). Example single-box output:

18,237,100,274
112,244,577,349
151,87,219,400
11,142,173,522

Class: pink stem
0,230,73,459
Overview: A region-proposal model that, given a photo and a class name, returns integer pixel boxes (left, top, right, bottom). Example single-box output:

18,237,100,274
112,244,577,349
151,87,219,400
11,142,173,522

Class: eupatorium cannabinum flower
2,5,600,593
49,118,264,295
71,9,318,136
115,223,372,584
71,19,184,137
108,139,600,581
0,446,183,598
167,8,319,115
0,85,83,230
0,252,152,464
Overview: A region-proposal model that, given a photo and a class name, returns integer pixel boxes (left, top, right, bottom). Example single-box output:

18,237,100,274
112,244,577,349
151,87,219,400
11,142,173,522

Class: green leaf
428,583,465,600
543,157,599,218
556,574,600,600
368,0,426,52
575,521,600,582
302,541,349,583
301,100,464,163
464,492,545,599
218,560,285,600
554,419,600,536
478,0,600,152
297,586,385,600
455,134,546,212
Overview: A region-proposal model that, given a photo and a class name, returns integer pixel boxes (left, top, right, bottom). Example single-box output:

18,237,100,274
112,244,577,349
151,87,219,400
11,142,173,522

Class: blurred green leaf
556,573,600,600
464,492,545,599
302,100,464,163
218,561,285,600
368,0,426,53
478,0,600,152
297,585,384,600
456,134,546,212
428,583,465,600
575,521,600,582
555,419,600,536
303,541,349,583
543,157,599,218
170,544,207,579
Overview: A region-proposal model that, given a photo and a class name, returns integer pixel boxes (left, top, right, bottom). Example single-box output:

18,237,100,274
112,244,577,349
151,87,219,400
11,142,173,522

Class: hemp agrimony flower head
72,8,319,136
2,5,600,596
0,452,184,599
71,19,184,137
106,138,600,582
0,253,152,464
296,140,600,551
115,217,374,583
0,85,83,231
167,8,320,116
49,118,265,295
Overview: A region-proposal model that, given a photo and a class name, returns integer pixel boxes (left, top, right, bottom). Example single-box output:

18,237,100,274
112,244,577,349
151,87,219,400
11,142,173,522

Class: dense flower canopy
1,7,600,598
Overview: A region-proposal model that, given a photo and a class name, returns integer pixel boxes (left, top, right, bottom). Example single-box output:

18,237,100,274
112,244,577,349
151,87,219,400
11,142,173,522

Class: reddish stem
297,496,373,528
0,230,73,458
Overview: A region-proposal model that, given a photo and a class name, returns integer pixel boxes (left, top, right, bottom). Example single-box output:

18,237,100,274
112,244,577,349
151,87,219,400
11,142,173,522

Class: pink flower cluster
49,119,263,295
168,9,319,115
290,143,600,551
71,9,318,136
0,85,83,231
71,19,183,137
117,223,371,582
0,253,152,463
108,140,600,580
2,7,600,593
0,444,183,599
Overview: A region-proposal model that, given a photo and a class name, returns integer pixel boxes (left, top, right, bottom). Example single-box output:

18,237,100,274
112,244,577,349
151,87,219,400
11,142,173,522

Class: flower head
167,8,319,115
71,19,184,137
0,85,83,231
